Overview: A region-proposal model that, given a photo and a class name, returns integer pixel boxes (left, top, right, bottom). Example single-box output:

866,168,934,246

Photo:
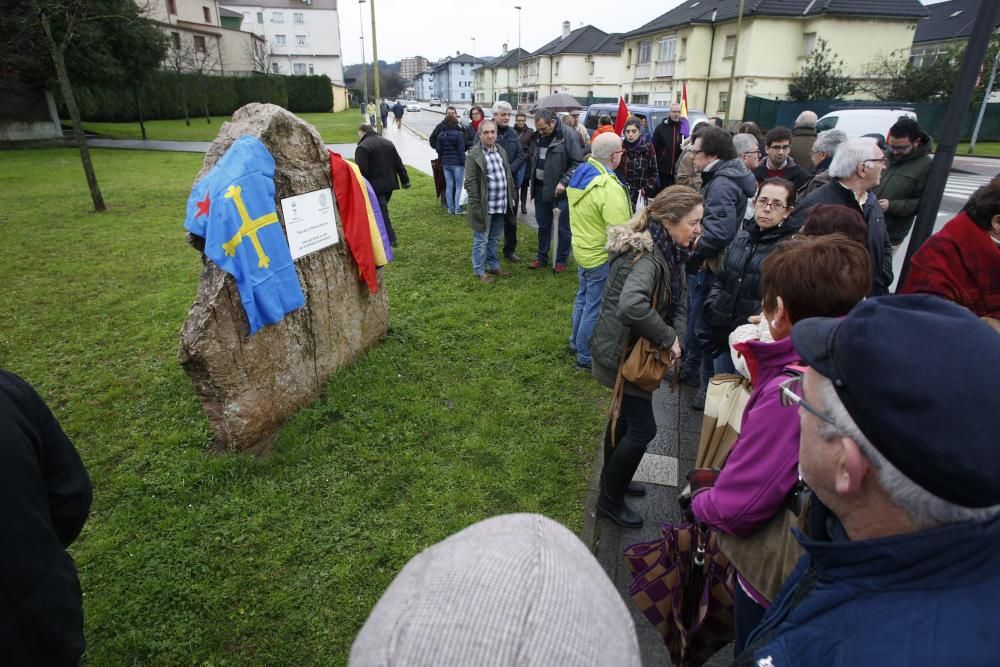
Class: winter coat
753,157,811,191
463,143,516,233
875,131,933,245
789,126,817,173
529,121,585,204
430,120,474,152
797,157,832,198
691,158,758,264
652,117,684,179
737,510,1000,666
355,131,410,195
568,157,633,269
788,179,894,296
479,125,525,179
703,220,798,352
614,136,659,207
590,226,688,399
435,125,467,167
675,149,701,190
391,102,405,118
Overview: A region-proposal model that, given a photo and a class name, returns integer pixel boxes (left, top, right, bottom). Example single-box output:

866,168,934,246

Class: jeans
533,192,571,265
569,262,609,366
376,191,397,247
714,350,737,374
682,269,707,378
601,393,657,498
734,581,767,655
472,212,505,275
443,165,464,214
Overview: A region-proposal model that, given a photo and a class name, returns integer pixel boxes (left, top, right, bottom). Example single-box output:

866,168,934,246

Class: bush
235,76,287,108
285,75,333,113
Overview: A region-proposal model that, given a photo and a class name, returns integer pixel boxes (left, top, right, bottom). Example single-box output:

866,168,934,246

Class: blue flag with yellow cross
184,136,305,335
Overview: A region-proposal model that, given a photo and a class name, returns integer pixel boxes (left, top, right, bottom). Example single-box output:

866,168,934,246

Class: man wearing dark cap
737,295,1000,666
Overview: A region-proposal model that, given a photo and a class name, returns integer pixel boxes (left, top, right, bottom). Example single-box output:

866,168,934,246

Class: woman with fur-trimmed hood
590,185,703,529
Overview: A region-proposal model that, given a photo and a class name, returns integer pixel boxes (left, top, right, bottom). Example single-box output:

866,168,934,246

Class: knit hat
349,513,642,667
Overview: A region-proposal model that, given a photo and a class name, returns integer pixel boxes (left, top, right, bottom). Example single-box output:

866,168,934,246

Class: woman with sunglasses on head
615,117,660,209
703,178,798,369
688,235,871,654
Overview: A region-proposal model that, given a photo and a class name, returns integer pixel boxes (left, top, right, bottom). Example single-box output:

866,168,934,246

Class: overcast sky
339,0,947,66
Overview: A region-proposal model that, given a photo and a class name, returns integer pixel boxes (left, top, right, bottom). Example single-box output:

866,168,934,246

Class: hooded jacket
568,157,633,269
875,131,933,245
589,225,687,399
529,120,584,204
614,135,659,207
691,158,758,264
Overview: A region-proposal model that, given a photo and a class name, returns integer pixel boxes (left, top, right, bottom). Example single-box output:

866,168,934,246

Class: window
589,60,595,75
718,91,729,112
631,93,649,104
170,32,180,50
294,63,307,74
275,34,286,45
724,35,736,58
802,32,817,57
461,92,466,99
294,12,304,23
680,37,687,60
676,91,682,103
257,11,263,23
657,36,677,62
166,0,176,14
296,34,306,46
203,6,211,22
193,35,206,53
273,11,284,23
638,40,651,63
271,62,280,74
554,60,559,76
308,64,314,74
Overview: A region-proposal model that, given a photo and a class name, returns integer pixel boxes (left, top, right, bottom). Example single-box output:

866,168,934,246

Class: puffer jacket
435,125,467,167
691,158,759,264
590,225,688,399
529,120,585,203
614,135,659,207
703,220,798,353
875,131,933,245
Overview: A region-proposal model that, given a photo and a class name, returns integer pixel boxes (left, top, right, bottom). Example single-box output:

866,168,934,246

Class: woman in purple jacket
690,234,872,652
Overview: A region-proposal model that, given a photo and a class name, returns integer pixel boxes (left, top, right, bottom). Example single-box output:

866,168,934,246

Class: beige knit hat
349,513,642,667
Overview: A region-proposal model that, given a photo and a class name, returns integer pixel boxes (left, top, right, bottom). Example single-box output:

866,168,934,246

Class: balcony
635,62,651,79
654,60,675,78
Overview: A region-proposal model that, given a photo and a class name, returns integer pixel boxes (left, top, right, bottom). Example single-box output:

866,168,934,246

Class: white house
517,22,623,107
148,0,266,75
473,46,530,105
220,0,345,83
432,53,484,103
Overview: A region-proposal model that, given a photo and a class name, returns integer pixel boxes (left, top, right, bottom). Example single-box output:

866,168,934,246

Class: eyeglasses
779,375,838,427
741,151,759,158
754,198,787,211
863,157,888,167
769,144,791,151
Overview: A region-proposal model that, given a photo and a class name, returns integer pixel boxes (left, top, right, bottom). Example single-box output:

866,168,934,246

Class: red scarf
900,211,1000,318
328,150,379,293
471,118,482,133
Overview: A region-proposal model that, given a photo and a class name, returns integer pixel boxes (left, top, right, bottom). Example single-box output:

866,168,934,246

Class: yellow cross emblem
222,184,279,268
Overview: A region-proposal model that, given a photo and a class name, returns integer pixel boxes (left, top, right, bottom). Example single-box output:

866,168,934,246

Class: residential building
473,45,530,105
413,69,435,100
400,56,430,81
431,53,484,102
220,0,345,83
910,0,1000,66
619,0,927,120
517,22,622,107
149,0,267,75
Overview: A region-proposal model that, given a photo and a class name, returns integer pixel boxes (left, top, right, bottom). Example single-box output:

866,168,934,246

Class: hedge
61,72,334,122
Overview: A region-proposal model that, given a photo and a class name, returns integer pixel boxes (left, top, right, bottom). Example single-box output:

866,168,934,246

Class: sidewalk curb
402,120,428,142
579,436,605,555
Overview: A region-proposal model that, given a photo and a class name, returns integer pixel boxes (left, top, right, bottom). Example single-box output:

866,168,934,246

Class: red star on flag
195,192,211,218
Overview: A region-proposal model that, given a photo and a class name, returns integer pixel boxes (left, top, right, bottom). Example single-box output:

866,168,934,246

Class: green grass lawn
74,109,363,144
956,142,1000,158
1,148,610,665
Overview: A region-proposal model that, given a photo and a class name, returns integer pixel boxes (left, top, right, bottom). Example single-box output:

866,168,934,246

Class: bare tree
248,35,274,76
164,40,195,126
186,37,222,123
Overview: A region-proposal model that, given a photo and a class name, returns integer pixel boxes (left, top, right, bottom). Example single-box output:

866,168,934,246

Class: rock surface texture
179,103,388,451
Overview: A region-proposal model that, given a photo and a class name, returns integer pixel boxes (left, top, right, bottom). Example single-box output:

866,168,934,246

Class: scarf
646,221,685,325
623,134,650,152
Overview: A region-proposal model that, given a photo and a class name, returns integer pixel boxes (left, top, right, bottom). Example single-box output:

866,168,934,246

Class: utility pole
369,0,383,134
515,5,522,110
723,0,744,127
358,0,368,114
969,46,1000,154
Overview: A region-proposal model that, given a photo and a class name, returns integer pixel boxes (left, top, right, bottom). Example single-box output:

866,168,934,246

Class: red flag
613,96,629,135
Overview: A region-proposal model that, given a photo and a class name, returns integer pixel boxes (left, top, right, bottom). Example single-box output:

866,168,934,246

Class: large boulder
179,103,388,451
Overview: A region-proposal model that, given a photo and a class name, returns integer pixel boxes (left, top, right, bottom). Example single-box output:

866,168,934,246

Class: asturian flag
184,136,305,335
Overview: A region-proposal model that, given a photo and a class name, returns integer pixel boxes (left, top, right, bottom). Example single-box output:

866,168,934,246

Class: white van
815,108,917,139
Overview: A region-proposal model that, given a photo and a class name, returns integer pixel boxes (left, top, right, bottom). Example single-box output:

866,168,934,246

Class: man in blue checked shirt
464,120,518,283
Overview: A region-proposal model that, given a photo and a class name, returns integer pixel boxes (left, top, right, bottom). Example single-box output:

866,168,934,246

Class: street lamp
514,6,522,109
358,0,368,114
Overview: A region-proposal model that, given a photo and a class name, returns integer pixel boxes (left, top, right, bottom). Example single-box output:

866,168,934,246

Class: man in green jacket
465,120,517,283
566,133,632,370
876,117,933,253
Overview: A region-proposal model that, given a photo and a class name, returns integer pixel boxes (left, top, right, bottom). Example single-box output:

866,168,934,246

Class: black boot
604,420,646,497
597,435,647,529
626,481,646,497
597,489,643,528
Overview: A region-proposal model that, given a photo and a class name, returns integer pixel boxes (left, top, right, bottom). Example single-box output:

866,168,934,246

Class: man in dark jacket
355,124,411,247
738,296,1000,667
528,109,584,272
789,111,818,172
515,112,534,215
652,103,685,191
1,369,92,665
391,100,405,129
486,102,525,261
799,128,847,198
753,126,810,190
875,117,933,253
684,127,758,409
788,137,894,296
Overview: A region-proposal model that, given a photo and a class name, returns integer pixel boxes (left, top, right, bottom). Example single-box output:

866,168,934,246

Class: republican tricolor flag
679,81,691,137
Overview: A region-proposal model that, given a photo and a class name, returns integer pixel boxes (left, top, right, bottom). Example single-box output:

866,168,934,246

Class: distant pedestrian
464,120,517,283
876,117,933,253
639,116,652,141
489,101,525,261
528,109,584,273
366,100,377,127
515,111,534,215
616,117,658,209
753,127,810,190
355,124,411,247
799,129,847,198
572,112,592,148
592,115,616,140
653,103,685,190
1,369,93,666
567,133,632,370
434,115,467,215
562,113,591,155
379,99,390,129
789,111,818,172
391,100,405,130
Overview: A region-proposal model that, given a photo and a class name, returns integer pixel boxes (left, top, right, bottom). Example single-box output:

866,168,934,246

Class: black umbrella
530,92,583,113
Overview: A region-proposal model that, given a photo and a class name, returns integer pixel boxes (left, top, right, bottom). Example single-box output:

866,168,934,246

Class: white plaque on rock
281,188,339,260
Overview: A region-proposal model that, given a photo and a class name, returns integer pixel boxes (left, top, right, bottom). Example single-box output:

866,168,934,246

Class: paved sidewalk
581,381,734,667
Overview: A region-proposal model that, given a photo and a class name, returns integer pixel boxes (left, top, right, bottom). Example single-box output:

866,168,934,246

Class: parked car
580,103,708,137
815,108,917,139
429,97,442,107
407,102,420,112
